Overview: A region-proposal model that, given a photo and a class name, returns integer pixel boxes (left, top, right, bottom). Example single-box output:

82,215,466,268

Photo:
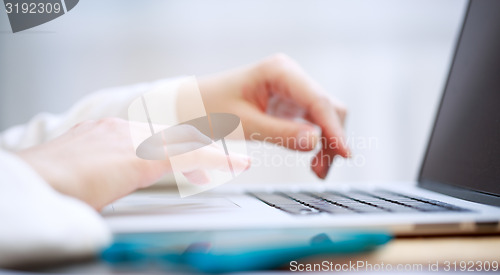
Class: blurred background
0,0,467,185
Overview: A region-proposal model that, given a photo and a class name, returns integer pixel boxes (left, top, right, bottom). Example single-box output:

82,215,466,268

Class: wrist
17,148,78,200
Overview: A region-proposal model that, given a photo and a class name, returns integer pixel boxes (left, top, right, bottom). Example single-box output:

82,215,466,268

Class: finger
163,140,223,157
330,98,348,128
162,124,213,145
183,170,211,185
311,133,341,179
257,54,350,178
308,97,352,178
170,145,251,174
245,109,320,151
256,54,327,112
257,54,350,157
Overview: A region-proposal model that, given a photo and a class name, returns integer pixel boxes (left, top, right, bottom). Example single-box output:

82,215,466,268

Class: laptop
102,0,500,236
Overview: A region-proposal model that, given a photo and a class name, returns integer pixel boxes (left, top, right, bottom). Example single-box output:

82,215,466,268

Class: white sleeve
0,77,185,267
0,77,184,151
0,150,111,268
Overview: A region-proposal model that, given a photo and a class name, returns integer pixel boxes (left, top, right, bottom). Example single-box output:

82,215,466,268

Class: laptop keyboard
249,190,469,215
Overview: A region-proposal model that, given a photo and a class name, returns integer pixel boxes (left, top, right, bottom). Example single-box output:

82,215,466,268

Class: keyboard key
280,192,355,214
368,190,458,212
308,192,389,213
249,189,470,216
345,192,420,213
249,192,318,215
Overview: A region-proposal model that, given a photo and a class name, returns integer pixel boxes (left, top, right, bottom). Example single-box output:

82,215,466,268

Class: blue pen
101,229,392,273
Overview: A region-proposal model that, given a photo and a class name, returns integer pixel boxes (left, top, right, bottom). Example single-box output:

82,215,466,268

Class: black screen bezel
417,0,500,207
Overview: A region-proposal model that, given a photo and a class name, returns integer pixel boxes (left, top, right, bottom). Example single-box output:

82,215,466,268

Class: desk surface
363,236,500,264
40,236,500,274
298,236,500,273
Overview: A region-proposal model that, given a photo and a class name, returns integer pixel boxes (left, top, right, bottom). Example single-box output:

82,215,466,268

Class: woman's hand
193,54,350,179
17,54,348,210
17,118,250,210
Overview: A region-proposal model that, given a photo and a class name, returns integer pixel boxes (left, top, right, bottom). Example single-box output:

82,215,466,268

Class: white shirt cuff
0,150,112,268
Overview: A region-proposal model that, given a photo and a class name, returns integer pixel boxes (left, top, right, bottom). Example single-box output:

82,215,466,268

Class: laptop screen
419,0,500,201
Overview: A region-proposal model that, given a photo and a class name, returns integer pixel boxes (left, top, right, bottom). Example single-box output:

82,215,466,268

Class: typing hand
196,54,350,179
18,118,250,210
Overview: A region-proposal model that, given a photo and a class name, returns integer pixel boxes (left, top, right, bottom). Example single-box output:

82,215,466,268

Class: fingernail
232,155,251,171
312,164,328,179
245,157,251,170
240,156,251,171
297,129,320,149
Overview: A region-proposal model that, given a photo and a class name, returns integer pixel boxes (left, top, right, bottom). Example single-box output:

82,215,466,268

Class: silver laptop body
103,0,500,236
